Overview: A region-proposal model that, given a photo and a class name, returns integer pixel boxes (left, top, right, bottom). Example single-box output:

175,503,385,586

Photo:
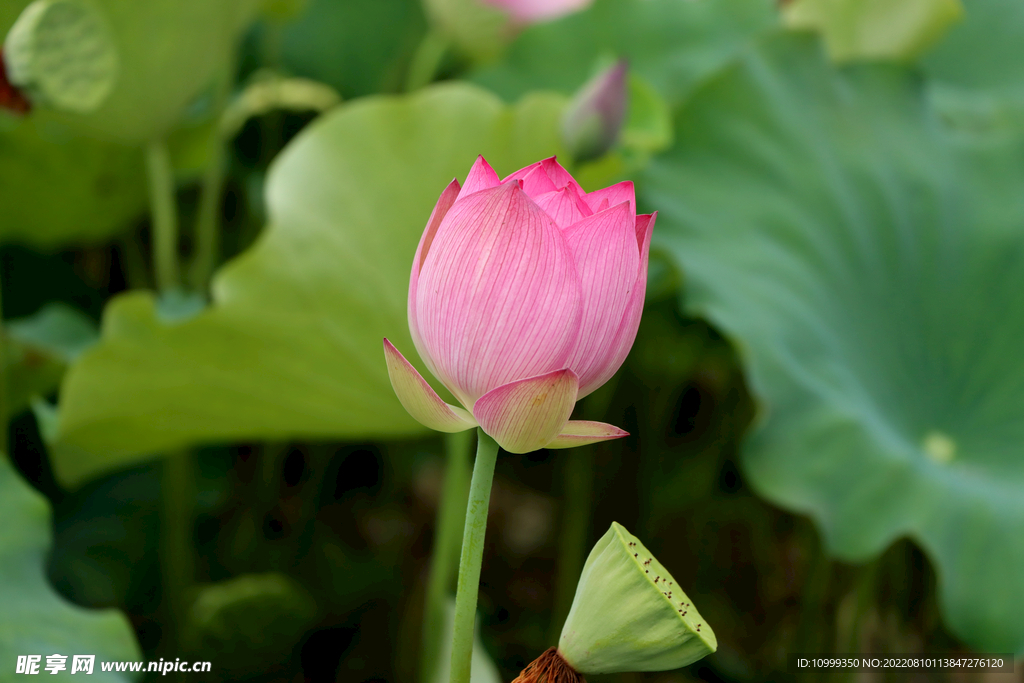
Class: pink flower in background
482,0,592,24
384,156,654,453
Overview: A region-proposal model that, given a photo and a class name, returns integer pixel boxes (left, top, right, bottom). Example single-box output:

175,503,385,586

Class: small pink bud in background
480,0,593,24
562,60,628,163
385,156,654,454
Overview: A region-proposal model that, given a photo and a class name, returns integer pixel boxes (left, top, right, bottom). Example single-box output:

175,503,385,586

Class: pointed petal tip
546,420,629,449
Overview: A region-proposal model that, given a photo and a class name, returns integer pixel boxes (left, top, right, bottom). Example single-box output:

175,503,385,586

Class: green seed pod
4,0,118,113
558,522,716,674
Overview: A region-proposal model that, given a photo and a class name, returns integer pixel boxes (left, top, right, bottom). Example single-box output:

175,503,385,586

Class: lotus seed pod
557,522,716,674
4,0,118,113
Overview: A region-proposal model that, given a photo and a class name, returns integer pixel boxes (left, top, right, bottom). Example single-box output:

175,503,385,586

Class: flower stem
162,450,194,644
0,273,9,460
145,139,180,293
448,428,499,683
548,446,593,644
190,125,227,293
421,430,473,683
405,29,449,92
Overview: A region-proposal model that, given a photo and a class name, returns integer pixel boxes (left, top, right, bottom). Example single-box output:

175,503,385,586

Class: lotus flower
384,155,654,454
481,0,592,24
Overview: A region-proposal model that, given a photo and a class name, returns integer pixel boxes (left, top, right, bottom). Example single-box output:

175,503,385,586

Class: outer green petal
472,369,578,454
383,338,476,434
559,522,716,674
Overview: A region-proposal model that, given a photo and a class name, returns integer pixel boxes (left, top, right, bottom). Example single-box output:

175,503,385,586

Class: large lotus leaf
783,0,962,62
48,83,569,487
470,0,777,107
921,0,1024,134
0,114,146,247
4,303,97,415
643,32,1024,655
267,0,425,98
4,0,258,142
0,459,140,680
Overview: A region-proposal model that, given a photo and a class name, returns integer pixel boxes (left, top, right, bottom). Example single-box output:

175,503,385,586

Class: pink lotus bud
480,0,592,24
561,60,628,163
384,156,654,454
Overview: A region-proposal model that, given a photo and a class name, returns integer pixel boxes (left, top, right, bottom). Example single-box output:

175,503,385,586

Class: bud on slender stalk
513,523,716,681
561,60,628,163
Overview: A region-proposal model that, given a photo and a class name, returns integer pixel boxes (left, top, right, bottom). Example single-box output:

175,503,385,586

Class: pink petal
546,420,629,449
532,184,592,229
585,180,635,218
473,369,578,453
575,211,656,398
482,0,592,23
459,155,501,198
563,202,640,397
383,339,478,433
504,157,583,196
415,181,583,404
517,164,559,196
409,179,462,365
539,157,584,195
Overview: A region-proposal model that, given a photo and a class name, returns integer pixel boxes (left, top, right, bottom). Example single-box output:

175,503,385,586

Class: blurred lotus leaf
0,459,141,679
268,0,427,99
423,0,510,61
922,0,1024,135
0,114,146,247
4,0,119,113
183,573,317,676
3,303,97,414
471,0,778,108
644,31,1024,655
784,0,962,61
4,0,258,142
47,83,569,487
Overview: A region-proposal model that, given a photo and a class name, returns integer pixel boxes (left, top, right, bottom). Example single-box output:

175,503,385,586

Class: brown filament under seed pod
511,647,586,683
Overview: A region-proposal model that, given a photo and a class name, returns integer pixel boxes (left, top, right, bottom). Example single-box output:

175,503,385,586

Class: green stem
793,535,833,682
190,68,234,292
162,450,195,644
190,128,226,292
145,139,180,293
421,430,473,683
0,274,8,459
448,429,499,683
548,446,593,644
405,29,449,92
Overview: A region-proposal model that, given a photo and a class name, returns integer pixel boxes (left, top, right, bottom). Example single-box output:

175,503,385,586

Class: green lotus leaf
0,114,146,247
922,0,1024,134
783,0,962,62
471,0,778,108
5,0,258,142
0,458,141,680
643,32,1024,655
269,0,427,99
3,303,97,415
48,83,570,487
4,0,119,114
